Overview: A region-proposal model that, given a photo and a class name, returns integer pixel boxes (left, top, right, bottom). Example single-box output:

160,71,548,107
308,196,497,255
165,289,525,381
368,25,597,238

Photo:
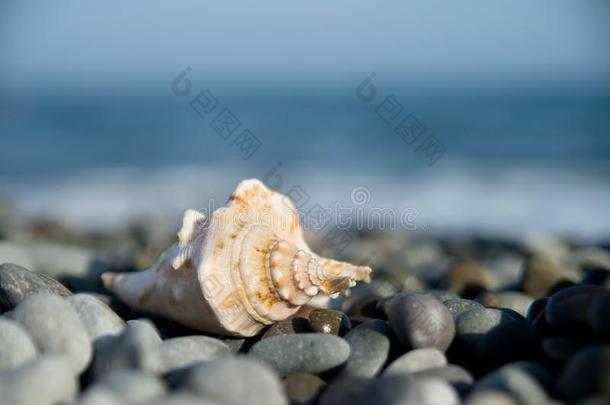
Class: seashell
102,179,372,336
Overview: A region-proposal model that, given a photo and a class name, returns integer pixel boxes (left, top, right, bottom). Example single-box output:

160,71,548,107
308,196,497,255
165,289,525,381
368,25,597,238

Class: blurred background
1,0,610,242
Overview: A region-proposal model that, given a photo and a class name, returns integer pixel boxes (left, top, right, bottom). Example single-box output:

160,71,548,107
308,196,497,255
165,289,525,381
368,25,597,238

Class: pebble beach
1,212,609,405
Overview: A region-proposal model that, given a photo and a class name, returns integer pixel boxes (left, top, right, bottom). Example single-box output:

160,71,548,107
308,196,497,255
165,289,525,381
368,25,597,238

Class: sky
1,0,609,94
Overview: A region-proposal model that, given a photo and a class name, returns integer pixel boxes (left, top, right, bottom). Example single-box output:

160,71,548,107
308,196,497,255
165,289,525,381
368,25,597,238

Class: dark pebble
262,317,311,339
581,268,610,288
546,285,606,325
284,372,326,405
387,293,455,352
558,345,610,401
308,309,351,336
588,291,610,338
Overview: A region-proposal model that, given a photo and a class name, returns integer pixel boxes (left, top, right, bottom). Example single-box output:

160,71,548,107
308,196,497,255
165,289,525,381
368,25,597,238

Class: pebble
0,263,71,310
178,356,287,405
587,291,610,337
474,365,549,405
557,345,610,401
67,294,125,342
0,354,78,405
76,388,124,405
262,317,311,339
87,369,166,405
384,348,447,375
545,285,606,325
387,293,455,352
338,319,390,378
284,372,326,405
477,317,539,369
12,292,91,373
425,290,460,303
454,307,517,353
91,319,162,378
526,297,547,325
442,261,493,298
477,292,534,318
149,393,220,405
412,365,474,393
542,337,583,361
159,335,231,373
443,298,484,320
520,257,565,297
581,268,610,288
465,391,517,405
0,318,38,371
318,374,422,405
249,333,350,376
308,309,351,335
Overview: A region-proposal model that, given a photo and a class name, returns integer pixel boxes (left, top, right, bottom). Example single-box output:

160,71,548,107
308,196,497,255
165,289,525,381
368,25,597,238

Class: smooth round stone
159,336,231,373
308,309,351,336
13,293,91,373
384,348,447,375
67,294,125,341
262,317,311,339
425,290,460,303
412,365,474,393
558,345,610,401
443,298,484,320
76,388,123,405
582,268,610,288
478,292,534,318
91,319,162,378
319,374,422,405
284,373,326,405
149,393,219,405
415,377,460,405
338,319,390,378
542,337,584,361
0,354,78,405
0,263,71,310
0,318,38,371
588,291,610,337
387,293,455,352
526,298,547,325
249,333,350,376
455,307,518,352
474,366,549,405
88,369,166,405
178,357,286,405
477,318,539,368
546,285,606,325
442,261,493,298
520,257,565,298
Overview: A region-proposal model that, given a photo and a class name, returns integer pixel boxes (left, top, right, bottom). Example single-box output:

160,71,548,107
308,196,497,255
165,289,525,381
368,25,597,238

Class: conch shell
102,179,371,336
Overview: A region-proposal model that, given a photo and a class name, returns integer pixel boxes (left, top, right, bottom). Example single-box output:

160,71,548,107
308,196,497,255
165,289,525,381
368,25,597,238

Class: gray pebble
67,293,125,341
387,293,455,352
478,292,534,318
475,365,549,405
76,388,124,405
87,369,166,405
159,335,231,374
338,319,390,378
384,348,447,375
13,292,91,373
249,333,350,376
178,356,287,405
443,298,484,320
412,365,474,393
284,373,326,405
426,290,460,303
149,393,220,405
319,374,422,405
455,307,518,353
91,319,162,378
0,318,38,371
0,263,71,310
546,285,606,325
0,354,78,405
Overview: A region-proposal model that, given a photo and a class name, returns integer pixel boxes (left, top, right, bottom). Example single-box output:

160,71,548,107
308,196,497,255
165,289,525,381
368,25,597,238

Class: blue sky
1,1,609,93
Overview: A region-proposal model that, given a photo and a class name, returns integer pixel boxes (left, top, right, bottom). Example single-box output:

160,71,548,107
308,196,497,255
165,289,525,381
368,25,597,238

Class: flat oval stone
249,333,350,376
13,292,91,373
0,318,38,371
0,354,78,405
262,317,311,339
546,285,606,325
338,319,390,378
284,373,326,405
387,293,455,352
67,294,125,342
384,348,447,375
178,357,287,405
159,336,231,373
308,309,351,336
0,263,71,310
